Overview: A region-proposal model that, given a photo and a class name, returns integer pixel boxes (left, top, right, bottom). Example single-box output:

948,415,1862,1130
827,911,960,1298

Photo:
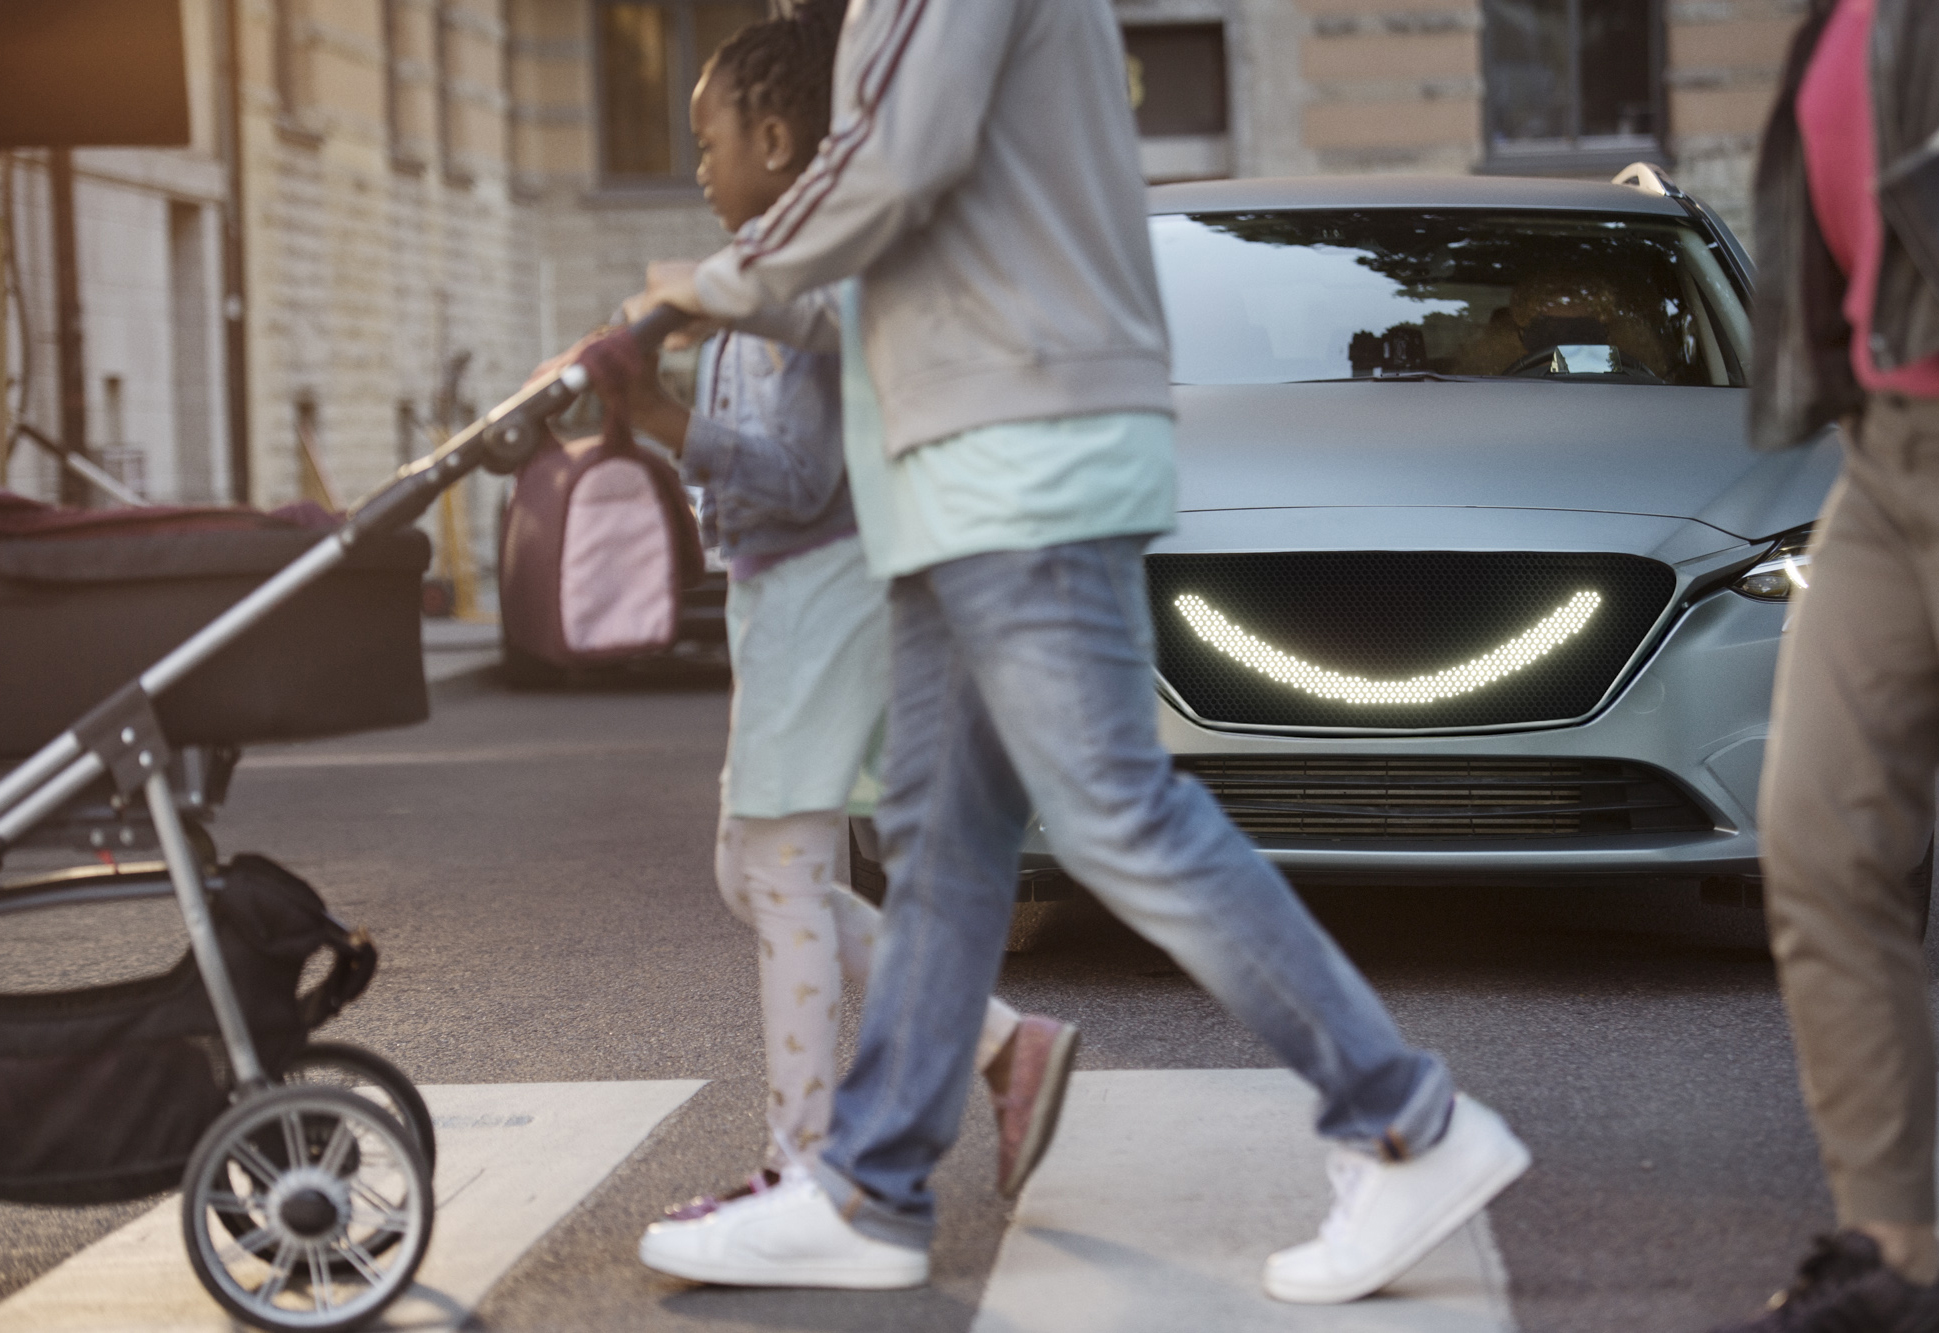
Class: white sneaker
638,1171,930,1289
1264,1093,1530,1304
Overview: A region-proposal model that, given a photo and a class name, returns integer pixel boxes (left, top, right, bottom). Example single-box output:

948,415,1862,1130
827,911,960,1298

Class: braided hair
704,0,843,170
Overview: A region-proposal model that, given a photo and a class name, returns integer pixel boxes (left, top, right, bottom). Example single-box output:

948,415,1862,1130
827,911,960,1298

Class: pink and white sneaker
988,1014,1082,1199
661,1168,781,1222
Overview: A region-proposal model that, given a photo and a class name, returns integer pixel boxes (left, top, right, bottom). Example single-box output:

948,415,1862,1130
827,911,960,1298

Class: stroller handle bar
339,304,695,549
0,304,693,847
0,301,690,1116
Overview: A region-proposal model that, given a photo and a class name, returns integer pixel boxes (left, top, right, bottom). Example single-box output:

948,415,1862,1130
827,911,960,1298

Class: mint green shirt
838,281,1177,580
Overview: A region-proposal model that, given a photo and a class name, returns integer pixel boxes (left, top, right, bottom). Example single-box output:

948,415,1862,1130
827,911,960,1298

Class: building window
274,0,301,115
437,1,463,184
97,374,147,500
273,0,323,143
1122,24,1230,183
168,200,219,503
384,0,404,163
597,0,767,184
1482,0,1663,172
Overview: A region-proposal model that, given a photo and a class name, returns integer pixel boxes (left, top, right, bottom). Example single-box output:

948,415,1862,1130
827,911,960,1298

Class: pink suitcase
498,430,704,685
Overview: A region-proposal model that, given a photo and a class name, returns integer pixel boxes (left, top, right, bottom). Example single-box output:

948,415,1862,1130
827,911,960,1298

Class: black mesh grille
1147,551,1676,731
1176,755,1713,841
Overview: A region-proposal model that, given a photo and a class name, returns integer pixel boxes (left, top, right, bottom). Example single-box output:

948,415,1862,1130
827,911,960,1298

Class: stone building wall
237,0,532,512
507,0,724,353
1667,0,1801,241
234,0,728,503
1121,0,1803,244
1286,0,1486,177
5,0,1813,563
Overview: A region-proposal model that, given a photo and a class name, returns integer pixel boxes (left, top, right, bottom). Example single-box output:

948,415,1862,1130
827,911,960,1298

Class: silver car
1008,168,1849,905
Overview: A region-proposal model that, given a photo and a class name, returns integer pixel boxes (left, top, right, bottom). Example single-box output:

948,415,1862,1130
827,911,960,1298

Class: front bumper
1020,586,1784,888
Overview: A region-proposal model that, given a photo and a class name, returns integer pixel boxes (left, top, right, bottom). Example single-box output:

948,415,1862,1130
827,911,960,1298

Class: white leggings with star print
716,808,1021,1170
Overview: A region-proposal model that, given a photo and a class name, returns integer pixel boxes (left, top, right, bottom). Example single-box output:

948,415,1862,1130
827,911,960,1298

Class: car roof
1147,174,1690,218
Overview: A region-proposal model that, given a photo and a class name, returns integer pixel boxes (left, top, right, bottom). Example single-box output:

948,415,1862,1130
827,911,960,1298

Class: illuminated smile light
1174,590,1603,706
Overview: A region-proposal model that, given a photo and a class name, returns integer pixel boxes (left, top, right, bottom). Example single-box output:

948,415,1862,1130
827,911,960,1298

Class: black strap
296,919,378,1029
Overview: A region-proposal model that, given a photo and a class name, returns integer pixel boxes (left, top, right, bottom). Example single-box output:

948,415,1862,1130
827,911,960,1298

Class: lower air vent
1176,755,1713,841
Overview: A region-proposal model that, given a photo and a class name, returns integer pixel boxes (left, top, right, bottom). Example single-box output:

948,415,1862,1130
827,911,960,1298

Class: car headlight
1733,526,1813,600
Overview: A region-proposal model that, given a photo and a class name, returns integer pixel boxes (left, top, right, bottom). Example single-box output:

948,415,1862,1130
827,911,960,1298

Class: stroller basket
0,856,375,1205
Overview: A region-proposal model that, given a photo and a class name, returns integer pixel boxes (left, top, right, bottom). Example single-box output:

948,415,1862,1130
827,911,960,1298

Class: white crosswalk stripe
0,1080,704,1332
972,1070,1515,1333
0,1072,1514,1330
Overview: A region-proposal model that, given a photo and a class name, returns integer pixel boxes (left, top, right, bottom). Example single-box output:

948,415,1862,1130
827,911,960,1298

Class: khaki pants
1763,392,1939,1227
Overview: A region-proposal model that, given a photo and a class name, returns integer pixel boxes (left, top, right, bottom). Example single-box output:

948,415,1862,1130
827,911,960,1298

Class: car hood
1171,381,1839,540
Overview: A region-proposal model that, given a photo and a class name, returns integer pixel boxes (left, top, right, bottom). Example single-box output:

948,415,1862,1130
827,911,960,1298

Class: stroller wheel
280,1042,437,1174
182,1085,433,1332
218,1043,439,1267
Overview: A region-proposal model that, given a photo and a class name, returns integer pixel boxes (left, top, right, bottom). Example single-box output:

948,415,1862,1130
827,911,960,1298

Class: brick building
4,0,1797,577
1118,0,1792,239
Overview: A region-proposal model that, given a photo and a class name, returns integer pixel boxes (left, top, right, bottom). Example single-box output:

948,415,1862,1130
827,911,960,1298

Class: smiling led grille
1175,591,1602,705
1144,552,1676,732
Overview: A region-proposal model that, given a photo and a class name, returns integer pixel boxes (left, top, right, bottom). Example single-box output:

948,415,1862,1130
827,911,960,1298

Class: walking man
638,0,1529,1303
1711,1,1939,1329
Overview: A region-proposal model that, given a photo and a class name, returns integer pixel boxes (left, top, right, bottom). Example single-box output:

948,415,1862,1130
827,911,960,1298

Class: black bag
0,856,376,1204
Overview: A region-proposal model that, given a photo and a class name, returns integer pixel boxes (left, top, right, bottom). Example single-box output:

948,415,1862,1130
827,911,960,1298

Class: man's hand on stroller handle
625,302,696,354
631,262,714,345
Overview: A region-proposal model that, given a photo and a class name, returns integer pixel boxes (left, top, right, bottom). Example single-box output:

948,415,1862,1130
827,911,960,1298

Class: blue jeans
814,536,1453,1248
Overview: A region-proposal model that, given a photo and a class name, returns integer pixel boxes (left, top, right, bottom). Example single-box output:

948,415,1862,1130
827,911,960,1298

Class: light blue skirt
722,535,889,818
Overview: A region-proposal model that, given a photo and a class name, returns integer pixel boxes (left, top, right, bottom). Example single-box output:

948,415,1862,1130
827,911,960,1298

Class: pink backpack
498,431,703,680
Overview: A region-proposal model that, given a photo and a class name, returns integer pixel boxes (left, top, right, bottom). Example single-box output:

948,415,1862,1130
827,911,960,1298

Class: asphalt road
1,660,1921,1332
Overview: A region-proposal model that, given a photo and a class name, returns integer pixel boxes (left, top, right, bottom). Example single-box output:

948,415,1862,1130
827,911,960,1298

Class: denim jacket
682,324,855,577
1751,0,1939,449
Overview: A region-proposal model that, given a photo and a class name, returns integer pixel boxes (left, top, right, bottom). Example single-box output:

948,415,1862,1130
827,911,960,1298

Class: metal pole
147,769,266,1088
50,148,87,507
0,751,102,847
14,421,151,507
0,734,84,825
0,150,12,482
218,0,251,504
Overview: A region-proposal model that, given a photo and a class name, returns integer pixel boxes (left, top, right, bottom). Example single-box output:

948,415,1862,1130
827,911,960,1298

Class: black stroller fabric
0,512,431,756
0,856,376,1204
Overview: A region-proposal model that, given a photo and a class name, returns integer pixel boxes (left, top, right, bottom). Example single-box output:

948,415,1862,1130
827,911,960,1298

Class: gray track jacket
691,0,1174,458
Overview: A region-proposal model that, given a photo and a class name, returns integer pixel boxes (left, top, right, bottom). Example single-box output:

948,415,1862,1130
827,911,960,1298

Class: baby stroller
0,308,686,1331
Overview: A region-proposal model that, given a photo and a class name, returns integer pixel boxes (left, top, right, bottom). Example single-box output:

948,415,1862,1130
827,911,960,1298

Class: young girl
618,8,1078,1214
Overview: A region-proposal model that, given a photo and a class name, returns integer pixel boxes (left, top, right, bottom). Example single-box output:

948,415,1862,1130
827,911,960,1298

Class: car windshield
1152,209,1750,387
